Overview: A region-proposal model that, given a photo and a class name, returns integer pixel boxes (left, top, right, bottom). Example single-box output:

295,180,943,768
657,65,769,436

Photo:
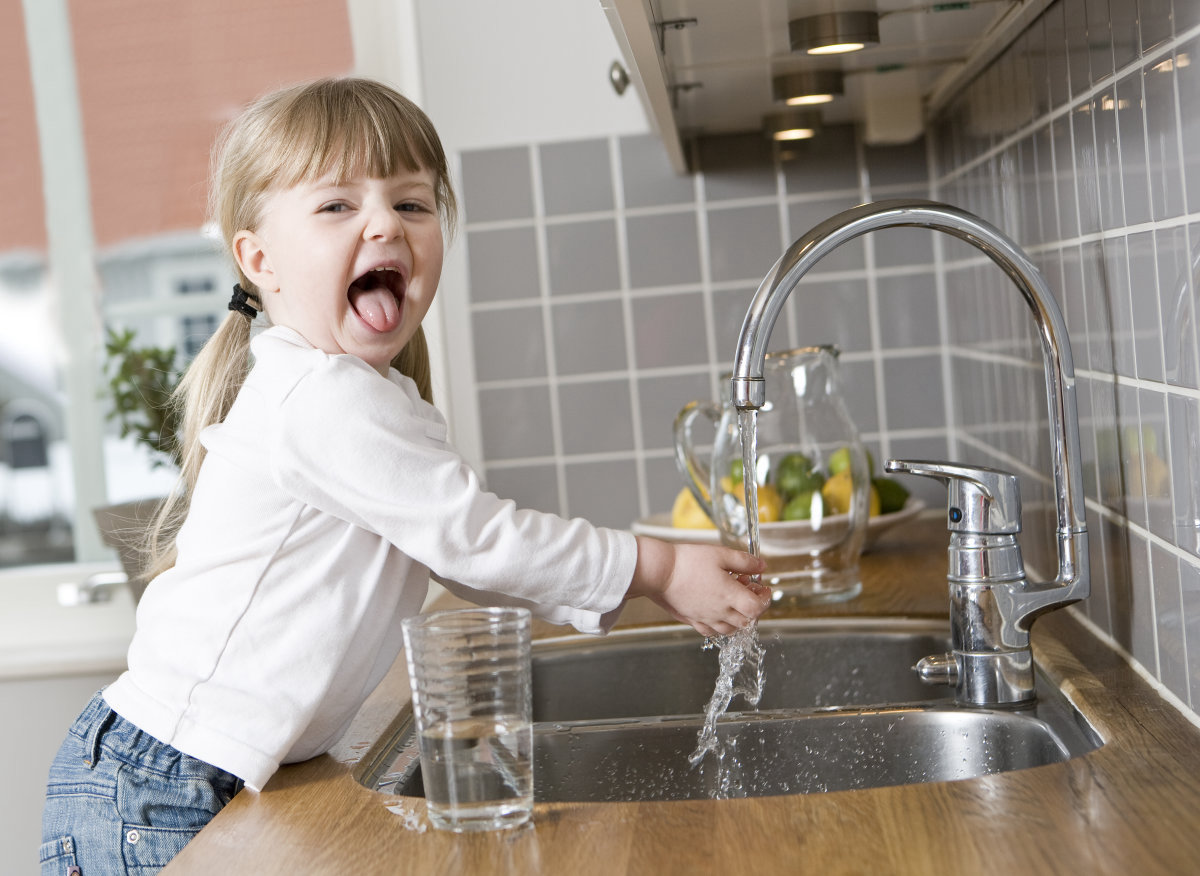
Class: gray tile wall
459,129,950,536
933,0,1200,716
456,0,1199,720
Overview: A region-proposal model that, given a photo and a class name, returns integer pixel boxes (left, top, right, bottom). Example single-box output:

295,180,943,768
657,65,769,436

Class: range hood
602,0,1054,172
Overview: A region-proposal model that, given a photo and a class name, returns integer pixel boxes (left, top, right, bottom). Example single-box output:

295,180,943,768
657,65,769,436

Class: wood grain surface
164,521,1200,875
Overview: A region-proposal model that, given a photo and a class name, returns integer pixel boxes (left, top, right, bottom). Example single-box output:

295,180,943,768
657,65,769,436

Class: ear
233,230,278,293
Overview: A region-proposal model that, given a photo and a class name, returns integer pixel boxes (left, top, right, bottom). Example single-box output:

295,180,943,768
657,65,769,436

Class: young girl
41,77,768,875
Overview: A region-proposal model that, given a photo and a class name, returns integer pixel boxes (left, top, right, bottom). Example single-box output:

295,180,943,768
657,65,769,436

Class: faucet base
915,649,1035,707
954,649,1035,707
915,652,957,686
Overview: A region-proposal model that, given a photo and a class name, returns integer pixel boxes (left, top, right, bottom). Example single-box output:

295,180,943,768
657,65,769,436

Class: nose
364,204,405,241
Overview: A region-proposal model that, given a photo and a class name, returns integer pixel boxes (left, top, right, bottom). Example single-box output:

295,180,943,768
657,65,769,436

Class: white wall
400,0,651,470
415,0,649,152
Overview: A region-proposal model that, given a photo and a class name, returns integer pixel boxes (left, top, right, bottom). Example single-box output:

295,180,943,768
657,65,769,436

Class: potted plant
93,327,183,601
102,326,182,468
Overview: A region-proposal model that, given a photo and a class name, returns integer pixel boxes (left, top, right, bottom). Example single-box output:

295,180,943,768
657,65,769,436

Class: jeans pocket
115,764,222,872
39,835,81,876
120,824,201,874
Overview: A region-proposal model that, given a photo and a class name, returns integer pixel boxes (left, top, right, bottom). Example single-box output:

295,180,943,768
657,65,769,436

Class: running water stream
688,409,767,797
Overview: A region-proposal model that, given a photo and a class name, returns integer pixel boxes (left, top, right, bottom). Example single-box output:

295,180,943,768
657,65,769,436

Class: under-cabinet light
789,12,880,55
772,70,845,106
763,109,823,141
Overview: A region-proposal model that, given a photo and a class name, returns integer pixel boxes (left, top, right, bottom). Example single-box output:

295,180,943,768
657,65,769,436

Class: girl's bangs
226,78,456,237
277,93,436,187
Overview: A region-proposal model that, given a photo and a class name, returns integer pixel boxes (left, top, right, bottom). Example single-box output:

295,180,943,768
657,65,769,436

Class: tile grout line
693,143,722,410
526,143,570,517
609,135,651,519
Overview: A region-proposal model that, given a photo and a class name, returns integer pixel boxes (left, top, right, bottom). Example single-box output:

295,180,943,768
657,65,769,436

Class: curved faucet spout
731,199,1088,626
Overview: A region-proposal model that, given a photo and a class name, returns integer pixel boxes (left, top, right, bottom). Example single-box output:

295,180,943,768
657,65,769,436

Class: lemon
720,477,783,523
1144,451,1169,496
821,470,853,514
1127,450,1169,497
671,487,716,529
755,483,784,522
820,471,881,516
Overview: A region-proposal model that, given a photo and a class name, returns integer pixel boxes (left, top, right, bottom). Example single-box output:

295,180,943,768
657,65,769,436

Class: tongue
349,285,401,332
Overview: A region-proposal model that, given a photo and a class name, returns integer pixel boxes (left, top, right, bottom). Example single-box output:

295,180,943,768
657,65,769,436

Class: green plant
103,327,182,468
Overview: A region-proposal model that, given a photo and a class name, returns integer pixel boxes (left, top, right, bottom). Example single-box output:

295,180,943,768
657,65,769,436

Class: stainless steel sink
531,700,1091,801
530,618,951,721
361,619,1102,802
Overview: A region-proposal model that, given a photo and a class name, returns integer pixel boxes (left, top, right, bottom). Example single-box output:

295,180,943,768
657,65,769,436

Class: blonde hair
144,77,457,579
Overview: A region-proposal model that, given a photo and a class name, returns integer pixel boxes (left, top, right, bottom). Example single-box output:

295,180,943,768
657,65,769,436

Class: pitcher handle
673,400,722,523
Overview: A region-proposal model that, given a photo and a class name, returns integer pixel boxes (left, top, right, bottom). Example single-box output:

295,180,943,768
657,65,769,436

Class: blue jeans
41,691,243,875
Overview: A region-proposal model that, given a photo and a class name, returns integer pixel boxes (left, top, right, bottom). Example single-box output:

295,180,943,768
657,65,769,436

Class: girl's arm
626,536,771,637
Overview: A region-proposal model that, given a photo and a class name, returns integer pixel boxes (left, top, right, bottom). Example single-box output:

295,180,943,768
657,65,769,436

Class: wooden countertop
165,523,1200,874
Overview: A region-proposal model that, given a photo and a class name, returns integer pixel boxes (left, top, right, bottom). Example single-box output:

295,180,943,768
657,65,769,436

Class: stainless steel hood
602,0,1054,172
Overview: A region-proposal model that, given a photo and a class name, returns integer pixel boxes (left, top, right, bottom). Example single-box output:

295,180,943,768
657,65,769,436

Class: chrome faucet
730,199,1089,708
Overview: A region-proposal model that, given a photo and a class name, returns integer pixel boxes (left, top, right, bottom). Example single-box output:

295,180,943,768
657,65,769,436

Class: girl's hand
626,536,771,637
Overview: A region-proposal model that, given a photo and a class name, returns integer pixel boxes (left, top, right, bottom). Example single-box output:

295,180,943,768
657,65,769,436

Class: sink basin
360,619,1102,802
531,701,1090,801
530,618,951,720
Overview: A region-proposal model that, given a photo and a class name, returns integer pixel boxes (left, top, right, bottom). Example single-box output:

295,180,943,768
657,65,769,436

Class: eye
319,201,351,213
395,200,432,214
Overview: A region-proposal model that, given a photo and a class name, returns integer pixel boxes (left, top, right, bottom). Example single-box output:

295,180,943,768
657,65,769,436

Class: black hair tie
228,284,261,319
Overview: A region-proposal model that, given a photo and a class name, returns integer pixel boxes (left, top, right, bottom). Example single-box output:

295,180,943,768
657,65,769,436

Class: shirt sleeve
432,575,623,636
269,354,637,623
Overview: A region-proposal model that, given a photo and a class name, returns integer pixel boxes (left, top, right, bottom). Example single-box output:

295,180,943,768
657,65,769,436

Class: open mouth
348,266,405,333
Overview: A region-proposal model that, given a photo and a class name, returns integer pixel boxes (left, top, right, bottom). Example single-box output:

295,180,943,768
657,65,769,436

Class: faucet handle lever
885,458,1021,535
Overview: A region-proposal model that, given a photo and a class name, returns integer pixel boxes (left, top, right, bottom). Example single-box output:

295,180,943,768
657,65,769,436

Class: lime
828,446,852,476
773,452,824,500
782,490,823,521
730,458,744,484
872,476,910,514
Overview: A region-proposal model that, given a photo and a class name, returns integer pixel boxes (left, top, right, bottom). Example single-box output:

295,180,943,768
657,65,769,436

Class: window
181,314,219,359
0,406,71,566
176,276,216,295
6,413,48,469
4,0,355,567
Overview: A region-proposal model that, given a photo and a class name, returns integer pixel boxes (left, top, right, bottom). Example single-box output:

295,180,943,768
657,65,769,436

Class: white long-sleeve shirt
103,326,637,790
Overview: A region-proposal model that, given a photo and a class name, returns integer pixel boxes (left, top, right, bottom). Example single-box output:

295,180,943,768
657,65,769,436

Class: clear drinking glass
401,607,533,832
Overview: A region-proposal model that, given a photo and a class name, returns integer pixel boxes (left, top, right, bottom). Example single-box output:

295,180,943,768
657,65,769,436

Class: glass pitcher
674,346,868,602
